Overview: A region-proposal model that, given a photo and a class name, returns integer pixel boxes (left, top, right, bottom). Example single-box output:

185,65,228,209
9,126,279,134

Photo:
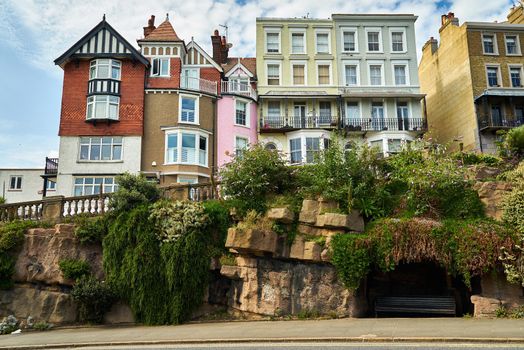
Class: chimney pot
214,29,219,36
143,15,156,37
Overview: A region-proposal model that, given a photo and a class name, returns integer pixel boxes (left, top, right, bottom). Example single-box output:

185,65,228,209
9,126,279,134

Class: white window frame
291,60,308,86
314,30,331,54
89,59,121,80
391,60,410,86
290,30,307,54
73,177,117,196
505,34,521,56
365,27,383,53
164,129,209,167
389,28,407,53
345,100,362,124
8,175,22,191
178,94,200,125
340,27,358,53
234,135,249,158
266,61,281,86
78,136,123,162
482,33,498,55
485,64,502,88
265,29,281,54
86,95,120,121
316,61,332,86
46,180,57,191
368,61,385,86
234,98,250,127
177,176,198,184
289,137,302,164
508,64,524,88
343,60,360,86
151,57,170,77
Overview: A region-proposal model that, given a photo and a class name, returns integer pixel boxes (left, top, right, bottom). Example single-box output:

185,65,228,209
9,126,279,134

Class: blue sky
0,0,514,168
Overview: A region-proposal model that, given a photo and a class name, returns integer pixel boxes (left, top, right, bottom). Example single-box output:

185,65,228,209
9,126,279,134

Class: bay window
86,95,119,120
305,137,320,163
90,59,121,80
165,130,208,166
290,138,302,164
79,137,122,161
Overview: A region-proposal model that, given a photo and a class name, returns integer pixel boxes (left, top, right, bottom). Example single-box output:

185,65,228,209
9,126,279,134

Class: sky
0,0,515,168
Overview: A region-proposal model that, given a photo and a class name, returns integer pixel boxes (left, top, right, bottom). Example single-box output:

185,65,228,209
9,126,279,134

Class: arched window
265,142,277,151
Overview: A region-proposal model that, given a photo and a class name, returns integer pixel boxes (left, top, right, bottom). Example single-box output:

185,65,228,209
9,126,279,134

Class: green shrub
451,152,501,166
0,197,5,205
503,188,524,234
73,216,107,244
331,234,372,290
103,204,211,325
109,173,160,213
71,275,115,324
387,142,484,219
498,126,524,157
32,321,53,331
202,200,232,256
219,144,292,214
59,259,90,280
219,253,236,266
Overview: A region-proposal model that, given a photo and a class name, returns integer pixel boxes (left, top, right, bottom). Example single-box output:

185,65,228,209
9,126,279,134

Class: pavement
1,318,524,349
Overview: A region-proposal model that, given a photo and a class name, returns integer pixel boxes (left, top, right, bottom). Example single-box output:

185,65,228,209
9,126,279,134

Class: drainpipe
212,98,217,180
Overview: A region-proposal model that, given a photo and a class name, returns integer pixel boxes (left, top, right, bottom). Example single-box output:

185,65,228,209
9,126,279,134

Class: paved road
1,318,524,349
72,344,524,350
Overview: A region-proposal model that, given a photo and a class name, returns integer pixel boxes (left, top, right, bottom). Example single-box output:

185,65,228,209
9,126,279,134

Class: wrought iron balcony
342,118,426,132
478,115,524,131
220,81,257,99
180,75,217,95
44,157,59,175
260,115,338,131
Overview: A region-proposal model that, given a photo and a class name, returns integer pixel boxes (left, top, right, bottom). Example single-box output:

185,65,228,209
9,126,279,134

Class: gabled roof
138,19,183,42
54,18,149,68
184,40,223,72
223,57,256,78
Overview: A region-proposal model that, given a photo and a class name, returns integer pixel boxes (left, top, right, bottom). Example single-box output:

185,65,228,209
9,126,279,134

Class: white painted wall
56,136,142,197
0,169,44,203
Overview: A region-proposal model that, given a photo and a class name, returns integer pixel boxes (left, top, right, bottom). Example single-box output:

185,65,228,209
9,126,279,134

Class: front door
372,102,385,130
491,105,502,127
293,103,306,128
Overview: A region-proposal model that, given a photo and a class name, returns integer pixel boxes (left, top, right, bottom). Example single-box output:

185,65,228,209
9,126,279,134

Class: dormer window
86,95,120,121
89,59,121,80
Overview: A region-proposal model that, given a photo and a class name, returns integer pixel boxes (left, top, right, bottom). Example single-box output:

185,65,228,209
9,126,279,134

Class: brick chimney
143,15,156,38
211,29,230,64
440,12,459,30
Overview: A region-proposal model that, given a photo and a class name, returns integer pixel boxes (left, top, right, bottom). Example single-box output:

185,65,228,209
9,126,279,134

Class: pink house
211,31,258,168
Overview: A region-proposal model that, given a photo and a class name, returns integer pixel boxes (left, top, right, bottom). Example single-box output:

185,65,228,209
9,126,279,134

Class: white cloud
0,0,515,70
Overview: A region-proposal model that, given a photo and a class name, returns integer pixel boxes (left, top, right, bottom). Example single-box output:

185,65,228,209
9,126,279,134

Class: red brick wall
59,60,145,136
145,57,181,89
200,67,221,94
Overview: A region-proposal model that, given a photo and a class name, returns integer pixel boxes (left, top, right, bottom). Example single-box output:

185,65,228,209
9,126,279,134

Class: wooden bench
374,296,456,317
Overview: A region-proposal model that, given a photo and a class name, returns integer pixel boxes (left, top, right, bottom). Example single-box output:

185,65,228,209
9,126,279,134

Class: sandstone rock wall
471,273,524,318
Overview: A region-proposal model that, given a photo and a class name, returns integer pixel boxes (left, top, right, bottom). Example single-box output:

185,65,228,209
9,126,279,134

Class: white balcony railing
180,76,217,95
221,81,257,99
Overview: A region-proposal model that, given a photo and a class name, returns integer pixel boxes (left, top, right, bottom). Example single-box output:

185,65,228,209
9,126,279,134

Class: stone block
474,181,512,220
267,208,294,224
235,256,258,268
104,302,134,324
55,224,75,235
225,228,278,254
471,295,501,318
289,236,306,260
318,198,339,213
347,209,365,232
316,213,350,229
303,241,322,262
220,265,242,280
299,199,319,224
297,224,342,237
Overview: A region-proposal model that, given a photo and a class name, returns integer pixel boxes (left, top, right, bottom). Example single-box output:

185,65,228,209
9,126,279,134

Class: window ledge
77,160,124,163
7,189,22,192
163,162,209,168
507,53,522,56
178,121,200,126
234,124,251,129
483,53,499,56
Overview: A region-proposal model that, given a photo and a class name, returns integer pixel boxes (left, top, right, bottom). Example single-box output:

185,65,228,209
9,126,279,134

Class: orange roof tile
223,57,256,77
140,20,183,42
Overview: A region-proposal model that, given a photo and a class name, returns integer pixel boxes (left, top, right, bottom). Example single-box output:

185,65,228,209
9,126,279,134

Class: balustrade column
42,195,65,222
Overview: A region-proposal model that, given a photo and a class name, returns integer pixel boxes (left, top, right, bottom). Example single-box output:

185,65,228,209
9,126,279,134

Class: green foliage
71,275,115,324
0,220,44,289
219,144,292,214
32,321,53,331
72,215,108,244
150,200,209,243
451,152,501,166
103,204,211,325
0,197,5,205
219,253,236,266
296,137,392,218
502,162,524,234
109,173,160,214
500,125,524,157
387,141,484,219
59,259,90,280
331,234,371,290
296,308,320,319
202,200,232,256
331,218,516,290
496,306,508,318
